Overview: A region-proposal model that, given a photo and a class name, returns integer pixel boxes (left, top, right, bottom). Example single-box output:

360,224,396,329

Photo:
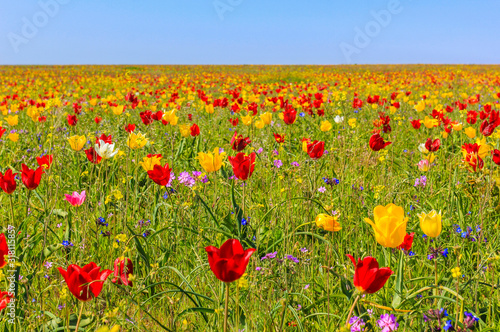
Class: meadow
0,64,499,331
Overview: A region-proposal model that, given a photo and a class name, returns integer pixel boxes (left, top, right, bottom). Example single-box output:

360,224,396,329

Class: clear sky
0,0,499,65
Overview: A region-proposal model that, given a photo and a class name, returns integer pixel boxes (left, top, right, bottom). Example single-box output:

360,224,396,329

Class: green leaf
391,251,405,308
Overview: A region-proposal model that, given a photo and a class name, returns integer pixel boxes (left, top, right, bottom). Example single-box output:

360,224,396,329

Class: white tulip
95,139,119,159
334,115,344,124
418,143,428,154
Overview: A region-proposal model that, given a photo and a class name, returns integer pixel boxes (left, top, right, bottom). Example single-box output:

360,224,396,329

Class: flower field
1,64,500,331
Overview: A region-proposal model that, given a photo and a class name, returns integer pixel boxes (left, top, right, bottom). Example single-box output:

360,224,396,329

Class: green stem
9,195,15,228
26,190,31,219
279,297,287,332
224,282,230,332
345,294,360,326
74,301,84,332
434,259,438,305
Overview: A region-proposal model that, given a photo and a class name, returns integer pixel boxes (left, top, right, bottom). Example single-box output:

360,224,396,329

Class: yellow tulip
96,325,121,332
314,214,341,232
364,203,408,248
241,114,253,126
260,112,272,125
163,110,179,126
197,148,225,173
320,120,332,132
67,135,86,151
348,118,357,128
254,120,265,129
464,127,476,139
112,105,124,115
423,116,439,129
27,106,40,122
7,133,19,142
301,138,311,153
451,123,462,131
205,104,215,114
179,124,190,137
6,115,18,126
415,100,426,112
476,137,490,159
302,141,308,153
127,132,148,149
423,153,436,163
418,210,442,238
140,155,162,171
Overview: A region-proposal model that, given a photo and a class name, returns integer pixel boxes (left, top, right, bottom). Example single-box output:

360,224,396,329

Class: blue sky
0,0,498,65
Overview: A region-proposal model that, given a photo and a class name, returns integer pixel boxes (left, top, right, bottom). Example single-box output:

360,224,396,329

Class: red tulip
0,169,17,194
229,118,239,126
466,111,478,124
151,111,164,121
346,254,393,294
0,234,9,268
85,148,102,164
493,149,500,166
480,110,500,137
21,164,43,190
273,133,285,144
0,291,13,312
147,163,171,186
73,103,82,114
397,233,414,251
228,152,256,181
369,133,392,151
479,111,489,120
38,116,47,122
205,239,255,283
307,140,325,160
125,124,136,133
96,134,112,146
0,127,6,139
67,115,78,126
230,132,251,152
111,257,133,287
190,123,200,137
283,108,297,125
425,138,441,152
410,120,421,129
36,155,53,169
353,98,363,108
140,111,154,125
57,262,112,302
462,143,484,172
94,116,102,124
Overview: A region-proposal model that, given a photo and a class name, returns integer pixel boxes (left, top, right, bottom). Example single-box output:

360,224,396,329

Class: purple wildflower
377,314,398,332
349,316,366,332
